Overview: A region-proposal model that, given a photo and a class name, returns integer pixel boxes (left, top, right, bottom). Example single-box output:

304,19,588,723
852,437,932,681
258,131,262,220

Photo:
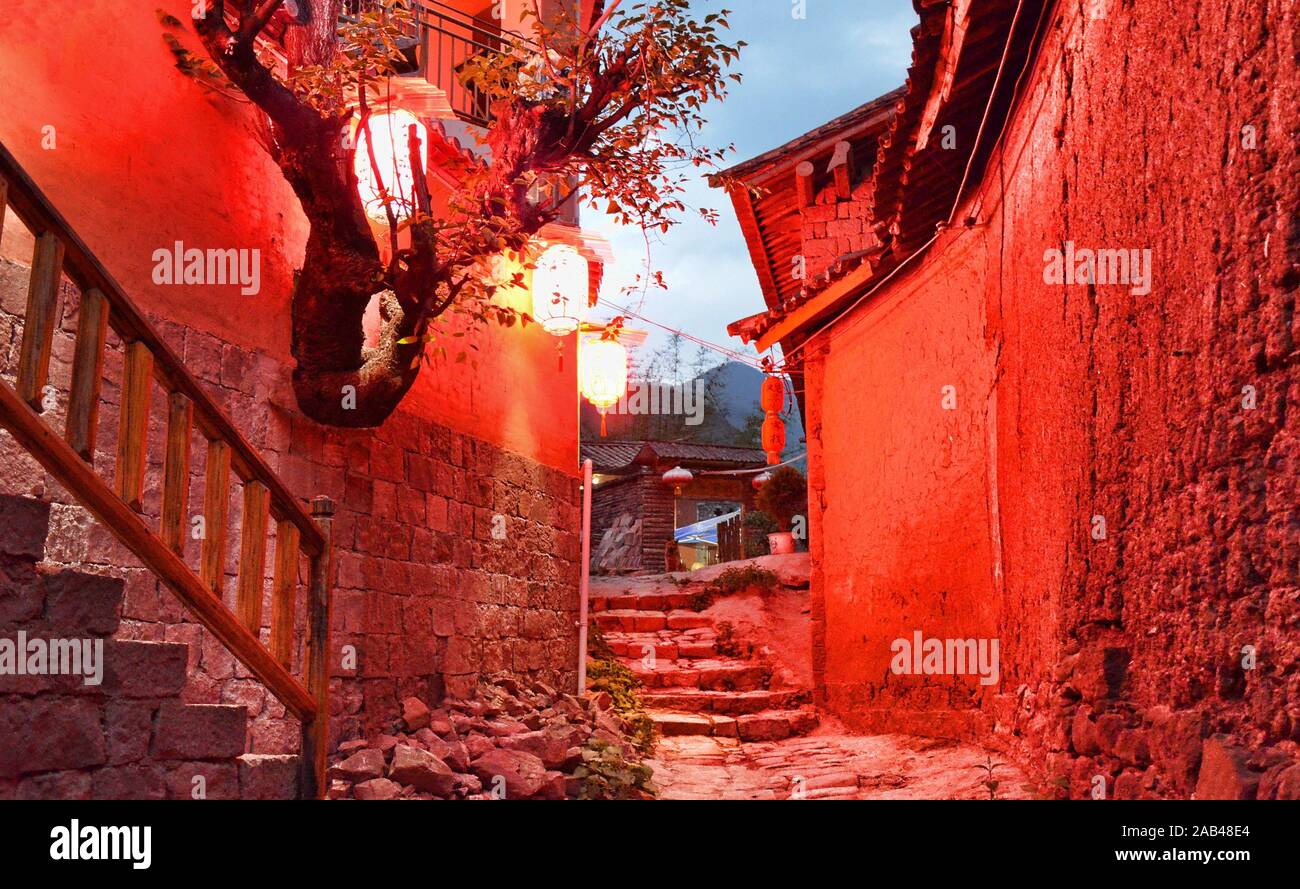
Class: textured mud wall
811,0,1298,798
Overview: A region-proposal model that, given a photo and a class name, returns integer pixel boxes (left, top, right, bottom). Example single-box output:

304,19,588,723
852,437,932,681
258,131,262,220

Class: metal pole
577,457,593,695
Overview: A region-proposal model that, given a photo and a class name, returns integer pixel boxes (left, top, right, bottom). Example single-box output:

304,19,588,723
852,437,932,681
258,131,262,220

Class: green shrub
573,738,656,799
688,565,780,611
743,510,777,557
754,466,808,532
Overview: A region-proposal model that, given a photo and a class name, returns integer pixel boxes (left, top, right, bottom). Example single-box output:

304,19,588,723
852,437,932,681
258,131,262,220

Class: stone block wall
1,259,581,755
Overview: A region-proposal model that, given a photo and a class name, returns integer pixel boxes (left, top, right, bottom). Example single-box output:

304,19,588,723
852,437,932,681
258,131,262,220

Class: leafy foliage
573,738,656,799
173,1,744,425
754,466,807,532
688,563,779,610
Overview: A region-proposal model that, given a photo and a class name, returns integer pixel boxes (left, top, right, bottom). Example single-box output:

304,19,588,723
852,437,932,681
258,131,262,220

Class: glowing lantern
751,470,772,491
760,375,786,465
533,245,588,336
761,376,785,413
662,465,693,495
579,334,627,436
762,415,786,464
353,109,429,223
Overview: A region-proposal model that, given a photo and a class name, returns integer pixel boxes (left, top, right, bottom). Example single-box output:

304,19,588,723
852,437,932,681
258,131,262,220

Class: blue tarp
673,509,742,546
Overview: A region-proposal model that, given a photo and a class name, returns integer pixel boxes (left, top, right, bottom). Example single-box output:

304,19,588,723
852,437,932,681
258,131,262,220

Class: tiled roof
713,90,901,313
581,440,768,473
725,0,1047,347
581,441,645,473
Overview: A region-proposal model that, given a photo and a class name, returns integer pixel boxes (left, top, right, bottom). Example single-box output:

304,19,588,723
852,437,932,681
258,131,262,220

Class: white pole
577,457,593,695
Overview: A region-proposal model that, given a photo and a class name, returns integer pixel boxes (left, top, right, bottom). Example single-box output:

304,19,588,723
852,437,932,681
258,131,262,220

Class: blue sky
586,0,919,363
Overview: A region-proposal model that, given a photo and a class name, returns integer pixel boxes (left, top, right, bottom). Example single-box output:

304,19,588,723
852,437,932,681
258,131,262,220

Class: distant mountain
580,360,803,460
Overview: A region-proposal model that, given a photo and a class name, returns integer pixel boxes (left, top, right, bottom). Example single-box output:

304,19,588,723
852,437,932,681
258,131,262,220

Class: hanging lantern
578,334,627,436
662,465,693,495
760,375,786,464
353,109,428,224
751,470,772,491
533,244,588,336
762,415,786,464
761,376,785,413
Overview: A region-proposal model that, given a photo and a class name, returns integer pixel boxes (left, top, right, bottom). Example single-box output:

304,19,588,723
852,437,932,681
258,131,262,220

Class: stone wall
1,260,581,754
809,0,1299,798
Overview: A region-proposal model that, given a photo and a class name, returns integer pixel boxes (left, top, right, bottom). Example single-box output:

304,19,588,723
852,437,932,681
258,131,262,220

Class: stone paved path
647,732,1034,800
593,556,1031,800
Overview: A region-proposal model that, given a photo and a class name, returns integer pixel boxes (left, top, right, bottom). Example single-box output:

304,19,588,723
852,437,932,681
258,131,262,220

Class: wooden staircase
0,142,334,799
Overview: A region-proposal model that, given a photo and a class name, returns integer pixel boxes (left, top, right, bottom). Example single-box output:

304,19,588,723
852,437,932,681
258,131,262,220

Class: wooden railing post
299,495,334,800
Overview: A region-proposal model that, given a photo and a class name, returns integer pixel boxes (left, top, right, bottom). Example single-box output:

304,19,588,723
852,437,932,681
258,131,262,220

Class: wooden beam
828,141,854,200
17,232,65,410
0,380,315,720
115,341,153,511
65,288,109,462
795,161,816,208
201,440,231,594
299,496,335,800
160,391,193,556
755,258,879,353
237,481,270,634
269,519,300,669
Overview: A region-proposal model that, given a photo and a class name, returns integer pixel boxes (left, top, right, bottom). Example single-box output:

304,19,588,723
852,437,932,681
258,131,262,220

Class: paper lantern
761,415,786,465
761,376,785,412
760,374,786,464
533,245,588,336
662,465,693,495
579,334,627,436
353,110,428,223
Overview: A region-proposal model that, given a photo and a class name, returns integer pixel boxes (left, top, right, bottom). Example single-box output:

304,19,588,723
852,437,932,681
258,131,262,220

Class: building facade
725,0,1298,798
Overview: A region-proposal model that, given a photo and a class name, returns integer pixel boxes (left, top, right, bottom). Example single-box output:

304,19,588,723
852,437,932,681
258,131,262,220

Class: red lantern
662,465,693,495
760,375,786,464
761,376,784,413
761,415,785,465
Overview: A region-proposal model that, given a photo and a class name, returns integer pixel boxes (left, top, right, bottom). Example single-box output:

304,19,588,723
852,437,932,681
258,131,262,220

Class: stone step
735,709,820,742
627,658,772,692
237,753,300,800
594,608,714,633
152,702,249,761
649,710,737,738
641,688,811,715
594,609,666,632
590,591,696,613
605,631,717,661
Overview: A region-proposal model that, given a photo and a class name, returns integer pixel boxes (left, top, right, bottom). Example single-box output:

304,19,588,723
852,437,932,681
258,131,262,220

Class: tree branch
238,0,286,44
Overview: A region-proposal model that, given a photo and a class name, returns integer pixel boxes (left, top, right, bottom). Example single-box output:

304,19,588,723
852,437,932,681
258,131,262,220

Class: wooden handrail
0,141,332,799
0,145,325,557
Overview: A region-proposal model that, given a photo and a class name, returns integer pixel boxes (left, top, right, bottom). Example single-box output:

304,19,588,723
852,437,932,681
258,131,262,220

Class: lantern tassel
600,410,607,437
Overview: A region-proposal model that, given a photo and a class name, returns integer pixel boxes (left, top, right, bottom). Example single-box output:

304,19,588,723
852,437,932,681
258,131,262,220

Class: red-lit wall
0,0,579,474
0,0,584,749
807,0,1298,798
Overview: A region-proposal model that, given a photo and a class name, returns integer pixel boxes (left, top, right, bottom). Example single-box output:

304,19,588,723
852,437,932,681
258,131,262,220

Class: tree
175,1,743,426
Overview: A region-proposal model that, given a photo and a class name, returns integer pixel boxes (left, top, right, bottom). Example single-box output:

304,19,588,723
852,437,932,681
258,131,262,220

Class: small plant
689,565,780,610
754,467,808,532
573,738,656,800
714,620,752,658
974,756,1005,799
1021,776,1071,800
743,510,777,557
586,628,655,753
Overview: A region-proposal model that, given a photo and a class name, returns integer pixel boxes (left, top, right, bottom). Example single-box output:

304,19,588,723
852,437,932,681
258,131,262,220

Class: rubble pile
326,674,654,800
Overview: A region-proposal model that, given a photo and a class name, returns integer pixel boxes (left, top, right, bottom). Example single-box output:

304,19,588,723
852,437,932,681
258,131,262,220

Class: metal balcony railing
345,0,536,127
